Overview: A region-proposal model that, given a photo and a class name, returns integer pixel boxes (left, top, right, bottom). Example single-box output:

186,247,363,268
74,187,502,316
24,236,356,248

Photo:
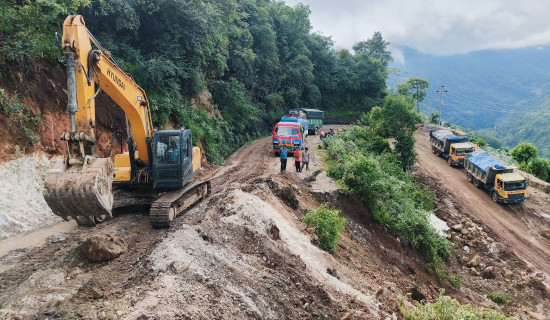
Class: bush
510,141,539,165
485,291,515,306
401,291,519,320
526,157,550,182
303,204,346,254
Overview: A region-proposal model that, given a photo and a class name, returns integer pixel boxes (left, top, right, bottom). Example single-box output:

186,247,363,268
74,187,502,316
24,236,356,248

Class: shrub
471,137,487,147
485,291,515,306
303,204,346,254
401,291,519,320
526,157,550,182
510,141,539,165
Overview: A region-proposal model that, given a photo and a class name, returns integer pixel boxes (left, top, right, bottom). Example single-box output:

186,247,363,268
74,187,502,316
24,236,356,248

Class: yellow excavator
43,15,210,228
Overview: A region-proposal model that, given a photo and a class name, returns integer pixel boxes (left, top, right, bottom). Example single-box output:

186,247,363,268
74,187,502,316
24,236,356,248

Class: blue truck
464,152,528,203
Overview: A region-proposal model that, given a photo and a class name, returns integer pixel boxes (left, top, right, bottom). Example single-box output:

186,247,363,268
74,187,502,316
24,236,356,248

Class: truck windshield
504,181,526,191
276,127,299,137
456,148,474,156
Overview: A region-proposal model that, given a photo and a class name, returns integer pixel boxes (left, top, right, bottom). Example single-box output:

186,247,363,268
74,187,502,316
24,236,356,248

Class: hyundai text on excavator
43,15,211,228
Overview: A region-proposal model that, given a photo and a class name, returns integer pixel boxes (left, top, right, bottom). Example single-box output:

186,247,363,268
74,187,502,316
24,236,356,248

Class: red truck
272,121,304,156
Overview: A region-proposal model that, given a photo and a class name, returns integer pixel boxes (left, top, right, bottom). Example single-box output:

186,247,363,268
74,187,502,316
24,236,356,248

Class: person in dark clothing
301,147,309,172
279,145,288,172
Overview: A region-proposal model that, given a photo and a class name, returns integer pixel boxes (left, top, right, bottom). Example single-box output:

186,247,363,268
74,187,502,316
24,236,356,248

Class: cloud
283,0,550,55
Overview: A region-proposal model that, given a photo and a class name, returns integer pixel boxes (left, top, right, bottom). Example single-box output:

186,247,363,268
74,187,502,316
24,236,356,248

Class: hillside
390,46,550,157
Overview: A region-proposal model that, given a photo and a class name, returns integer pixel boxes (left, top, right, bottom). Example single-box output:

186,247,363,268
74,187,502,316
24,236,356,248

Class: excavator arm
44,15,154,226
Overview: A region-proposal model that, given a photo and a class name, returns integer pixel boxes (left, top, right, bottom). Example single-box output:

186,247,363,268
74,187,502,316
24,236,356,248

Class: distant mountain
388,46,550,157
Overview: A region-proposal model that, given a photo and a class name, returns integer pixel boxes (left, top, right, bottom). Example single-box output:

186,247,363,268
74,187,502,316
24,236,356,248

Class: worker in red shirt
294,146,301,173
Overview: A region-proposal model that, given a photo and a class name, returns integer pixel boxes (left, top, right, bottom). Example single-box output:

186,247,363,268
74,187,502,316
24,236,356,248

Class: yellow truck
430,129,475,167
464,152,528,203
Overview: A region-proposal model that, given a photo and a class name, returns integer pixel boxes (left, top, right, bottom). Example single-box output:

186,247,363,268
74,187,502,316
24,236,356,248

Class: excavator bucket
43,157,114,226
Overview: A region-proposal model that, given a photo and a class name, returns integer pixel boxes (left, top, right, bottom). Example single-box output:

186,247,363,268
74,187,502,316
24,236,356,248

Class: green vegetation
509,141,539,168
323,118,450,264
432,265,463,289
400,291,519,320
396,77,430,113
0,0,389,163
485,291,515,306
0,89,42,145
509,141,550,182
369,95,421,171
303,204,346,254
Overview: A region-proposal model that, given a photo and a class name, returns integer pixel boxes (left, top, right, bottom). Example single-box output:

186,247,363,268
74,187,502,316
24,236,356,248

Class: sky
283,0,550,62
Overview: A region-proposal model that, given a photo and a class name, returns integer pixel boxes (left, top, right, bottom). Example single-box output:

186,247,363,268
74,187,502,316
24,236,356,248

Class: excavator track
149,180,211,228
43,157,114,227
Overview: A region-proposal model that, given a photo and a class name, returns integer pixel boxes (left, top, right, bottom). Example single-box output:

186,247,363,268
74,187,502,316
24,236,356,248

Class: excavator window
156,135,181,164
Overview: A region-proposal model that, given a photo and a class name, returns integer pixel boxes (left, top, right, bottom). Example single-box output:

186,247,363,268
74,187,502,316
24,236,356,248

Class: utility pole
415,82,420,113
436,84,447,126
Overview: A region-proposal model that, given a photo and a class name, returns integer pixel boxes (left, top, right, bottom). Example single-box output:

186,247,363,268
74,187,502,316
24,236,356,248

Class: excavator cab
152,129,194,189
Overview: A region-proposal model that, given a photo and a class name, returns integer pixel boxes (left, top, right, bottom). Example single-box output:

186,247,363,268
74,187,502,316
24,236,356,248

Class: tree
352,31,392,66
527,158,550,182
396,77,430,113
510,141,539,166
370,95,421,171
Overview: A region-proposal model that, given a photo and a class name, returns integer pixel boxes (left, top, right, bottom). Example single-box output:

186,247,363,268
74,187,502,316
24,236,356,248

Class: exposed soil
0,126,549,319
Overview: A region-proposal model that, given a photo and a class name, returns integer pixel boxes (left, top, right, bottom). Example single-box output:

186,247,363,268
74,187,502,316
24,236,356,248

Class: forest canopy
0,0,389,163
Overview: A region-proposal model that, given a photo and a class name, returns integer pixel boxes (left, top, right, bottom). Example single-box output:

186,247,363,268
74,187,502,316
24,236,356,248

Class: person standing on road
301,147,309,172
280,145,288,172
294,146,301,173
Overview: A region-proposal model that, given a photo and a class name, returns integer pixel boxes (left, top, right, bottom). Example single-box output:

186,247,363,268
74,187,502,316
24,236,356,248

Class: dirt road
415,128,550,285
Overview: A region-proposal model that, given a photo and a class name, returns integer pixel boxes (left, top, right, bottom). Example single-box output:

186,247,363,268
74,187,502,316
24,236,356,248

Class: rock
306,227,316,234
170,261,191,274
467,254,481,268
451,223,463,231
463,246,470,253
482,266,497,279
269,224,281,240
470,267,479,276
502,268,514,279
80,233,127,262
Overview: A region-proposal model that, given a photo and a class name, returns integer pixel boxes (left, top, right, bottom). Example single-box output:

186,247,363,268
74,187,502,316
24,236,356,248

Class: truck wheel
447,157,452,166
314,127,318,135
467,173,473,183
432,146,436,154
473,179,482,188
274,151,279,157
491,191,499,202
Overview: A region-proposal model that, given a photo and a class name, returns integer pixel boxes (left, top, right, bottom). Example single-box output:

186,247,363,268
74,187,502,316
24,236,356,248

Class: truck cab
449,142,475,166
492,173,528,203
272,122,303,155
